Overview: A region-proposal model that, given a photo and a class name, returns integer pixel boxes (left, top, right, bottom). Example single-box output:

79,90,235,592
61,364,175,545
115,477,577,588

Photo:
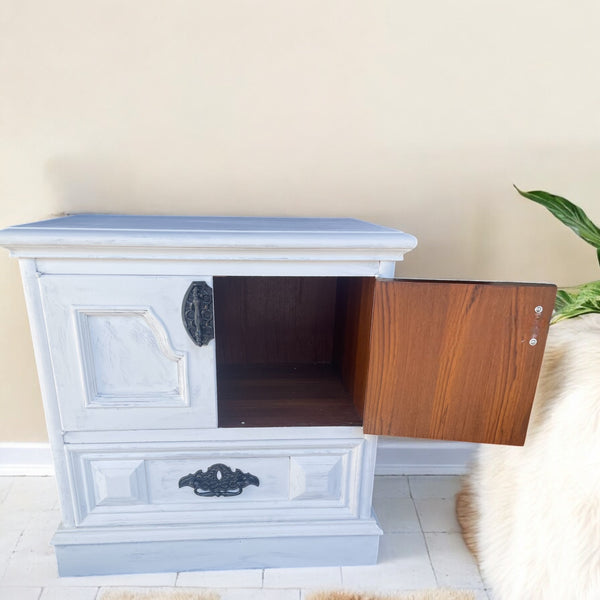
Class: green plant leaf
515,185,600,321
551,280,600,323
553,289,573,314
514,186,600,266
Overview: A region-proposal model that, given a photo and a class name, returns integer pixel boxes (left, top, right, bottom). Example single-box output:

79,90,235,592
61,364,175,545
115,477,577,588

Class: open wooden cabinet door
360,279,557,445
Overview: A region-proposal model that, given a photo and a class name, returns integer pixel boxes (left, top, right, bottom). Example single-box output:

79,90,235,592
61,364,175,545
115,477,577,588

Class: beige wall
2,1,600,441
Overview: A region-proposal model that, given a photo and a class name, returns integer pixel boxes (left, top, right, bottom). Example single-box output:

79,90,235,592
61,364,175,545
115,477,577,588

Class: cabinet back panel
213,277,338,366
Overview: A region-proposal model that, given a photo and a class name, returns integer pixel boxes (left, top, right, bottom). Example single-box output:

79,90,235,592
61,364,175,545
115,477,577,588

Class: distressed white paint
35,258,387,277
77,308,185,407
0,215,417,575
65,436,371,527
53,531,382,576
17,260,77,526
64,425,367,444
0,215,417,262
39,274,217,431
91,459,148,506
289,454,344,501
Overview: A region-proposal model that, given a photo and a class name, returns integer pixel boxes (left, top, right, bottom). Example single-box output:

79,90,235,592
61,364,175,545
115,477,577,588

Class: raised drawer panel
66,438,367,527
90,459,148,506
289,455,343,500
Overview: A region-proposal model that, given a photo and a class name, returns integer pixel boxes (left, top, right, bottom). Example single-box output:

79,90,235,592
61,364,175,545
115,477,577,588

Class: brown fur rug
455,479,479,561
98,589,476,600
307,591,476,600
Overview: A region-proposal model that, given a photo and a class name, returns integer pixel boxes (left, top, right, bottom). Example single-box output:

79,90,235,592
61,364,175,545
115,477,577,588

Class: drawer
66,437,369,527
40,275,217,431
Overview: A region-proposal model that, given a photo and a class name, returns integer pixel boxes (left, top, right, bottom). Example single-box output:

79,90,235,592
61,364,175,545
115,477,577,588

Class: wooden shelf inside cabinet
217,363,362,428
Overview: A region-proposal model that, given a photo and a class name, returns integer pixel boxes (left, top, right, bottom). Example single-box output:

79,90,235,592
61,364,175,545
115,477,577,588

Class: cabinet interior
213,276,373,428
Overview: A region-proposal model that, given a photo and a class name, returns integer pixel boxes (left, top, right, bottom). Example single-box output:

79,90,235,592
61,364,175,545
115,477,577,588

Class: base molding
0,439,477,477
0,442,54,475
375,438,478,475
53,524,382,576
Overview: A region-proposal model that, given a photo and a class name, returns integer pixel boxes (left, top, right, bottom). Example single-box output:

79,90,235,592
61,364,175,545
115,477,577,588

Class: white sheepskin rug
457,313,600,599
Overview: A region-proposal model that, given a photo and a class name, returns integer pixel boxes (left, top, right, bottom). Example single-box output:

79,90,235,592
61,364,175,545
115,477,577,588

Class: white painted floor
0,475,491,599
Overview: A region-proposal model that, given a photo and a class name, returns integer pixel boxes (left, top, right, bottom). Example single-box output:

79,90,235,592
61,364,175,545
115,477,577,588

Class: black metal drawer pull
182,281,214,346
178,463,260,497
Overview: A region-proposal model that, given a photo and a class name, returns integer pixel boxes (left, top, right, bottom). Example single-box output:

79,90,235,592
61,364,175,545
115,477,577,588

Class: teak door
361,279,556,445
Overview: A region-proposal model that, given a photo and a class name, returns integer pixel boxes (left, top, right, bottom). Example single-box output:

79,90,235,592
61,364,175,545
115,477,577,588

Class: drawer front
66,438,368,527
40,275,217,431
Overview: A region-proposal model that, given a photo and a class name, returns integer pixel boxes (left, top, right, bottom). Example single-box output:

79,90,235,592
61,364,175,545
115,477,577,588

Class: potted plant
457,187,600,600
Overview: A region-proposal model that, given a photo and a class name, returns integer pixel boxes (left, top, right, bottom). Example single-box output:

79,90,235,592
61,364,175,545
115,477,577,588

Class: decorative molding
73,306,188,408
0,215,418,264
89,459,148,507
289,454,344,501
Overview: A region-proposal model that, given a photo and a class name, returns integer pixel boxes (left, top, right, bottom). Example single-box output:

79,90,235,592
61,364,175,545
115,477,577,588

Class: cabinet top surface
4,214,403,234
0,214,417,259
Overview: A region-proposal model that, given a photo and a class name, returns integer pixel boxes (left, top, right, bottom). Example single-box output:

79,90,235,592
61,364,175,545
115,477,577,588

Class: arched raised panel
75,308,187,408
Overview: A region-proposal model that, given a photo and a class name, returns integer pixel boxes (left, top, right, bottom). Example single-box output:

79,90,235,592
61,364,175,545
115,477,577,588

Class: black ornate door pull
182,281,214,346
178,463,260,497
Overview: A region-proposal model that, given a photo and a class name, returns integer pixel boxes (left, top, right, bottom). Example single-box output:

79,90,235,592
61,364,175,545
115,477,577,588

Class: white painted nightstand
0,215,555,576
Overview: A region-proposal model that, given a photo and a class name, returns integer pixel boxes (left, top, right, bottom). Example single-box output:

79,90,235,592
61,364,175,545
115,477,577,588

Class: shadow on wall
43,150,498,280
42,143,600,285
43,146,504,219
44,152,315,216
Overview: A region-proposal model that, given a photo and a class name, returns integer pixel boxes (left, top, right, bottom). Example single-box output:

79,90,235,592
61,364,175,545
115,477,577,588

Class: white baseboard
0,438,478,477
375,437,478,475
0,443,54,476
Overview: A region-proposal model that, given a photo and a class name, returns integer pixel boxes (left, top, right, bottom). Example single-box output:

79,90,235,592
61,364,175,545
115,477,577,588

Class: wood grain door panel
362,279,556,445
